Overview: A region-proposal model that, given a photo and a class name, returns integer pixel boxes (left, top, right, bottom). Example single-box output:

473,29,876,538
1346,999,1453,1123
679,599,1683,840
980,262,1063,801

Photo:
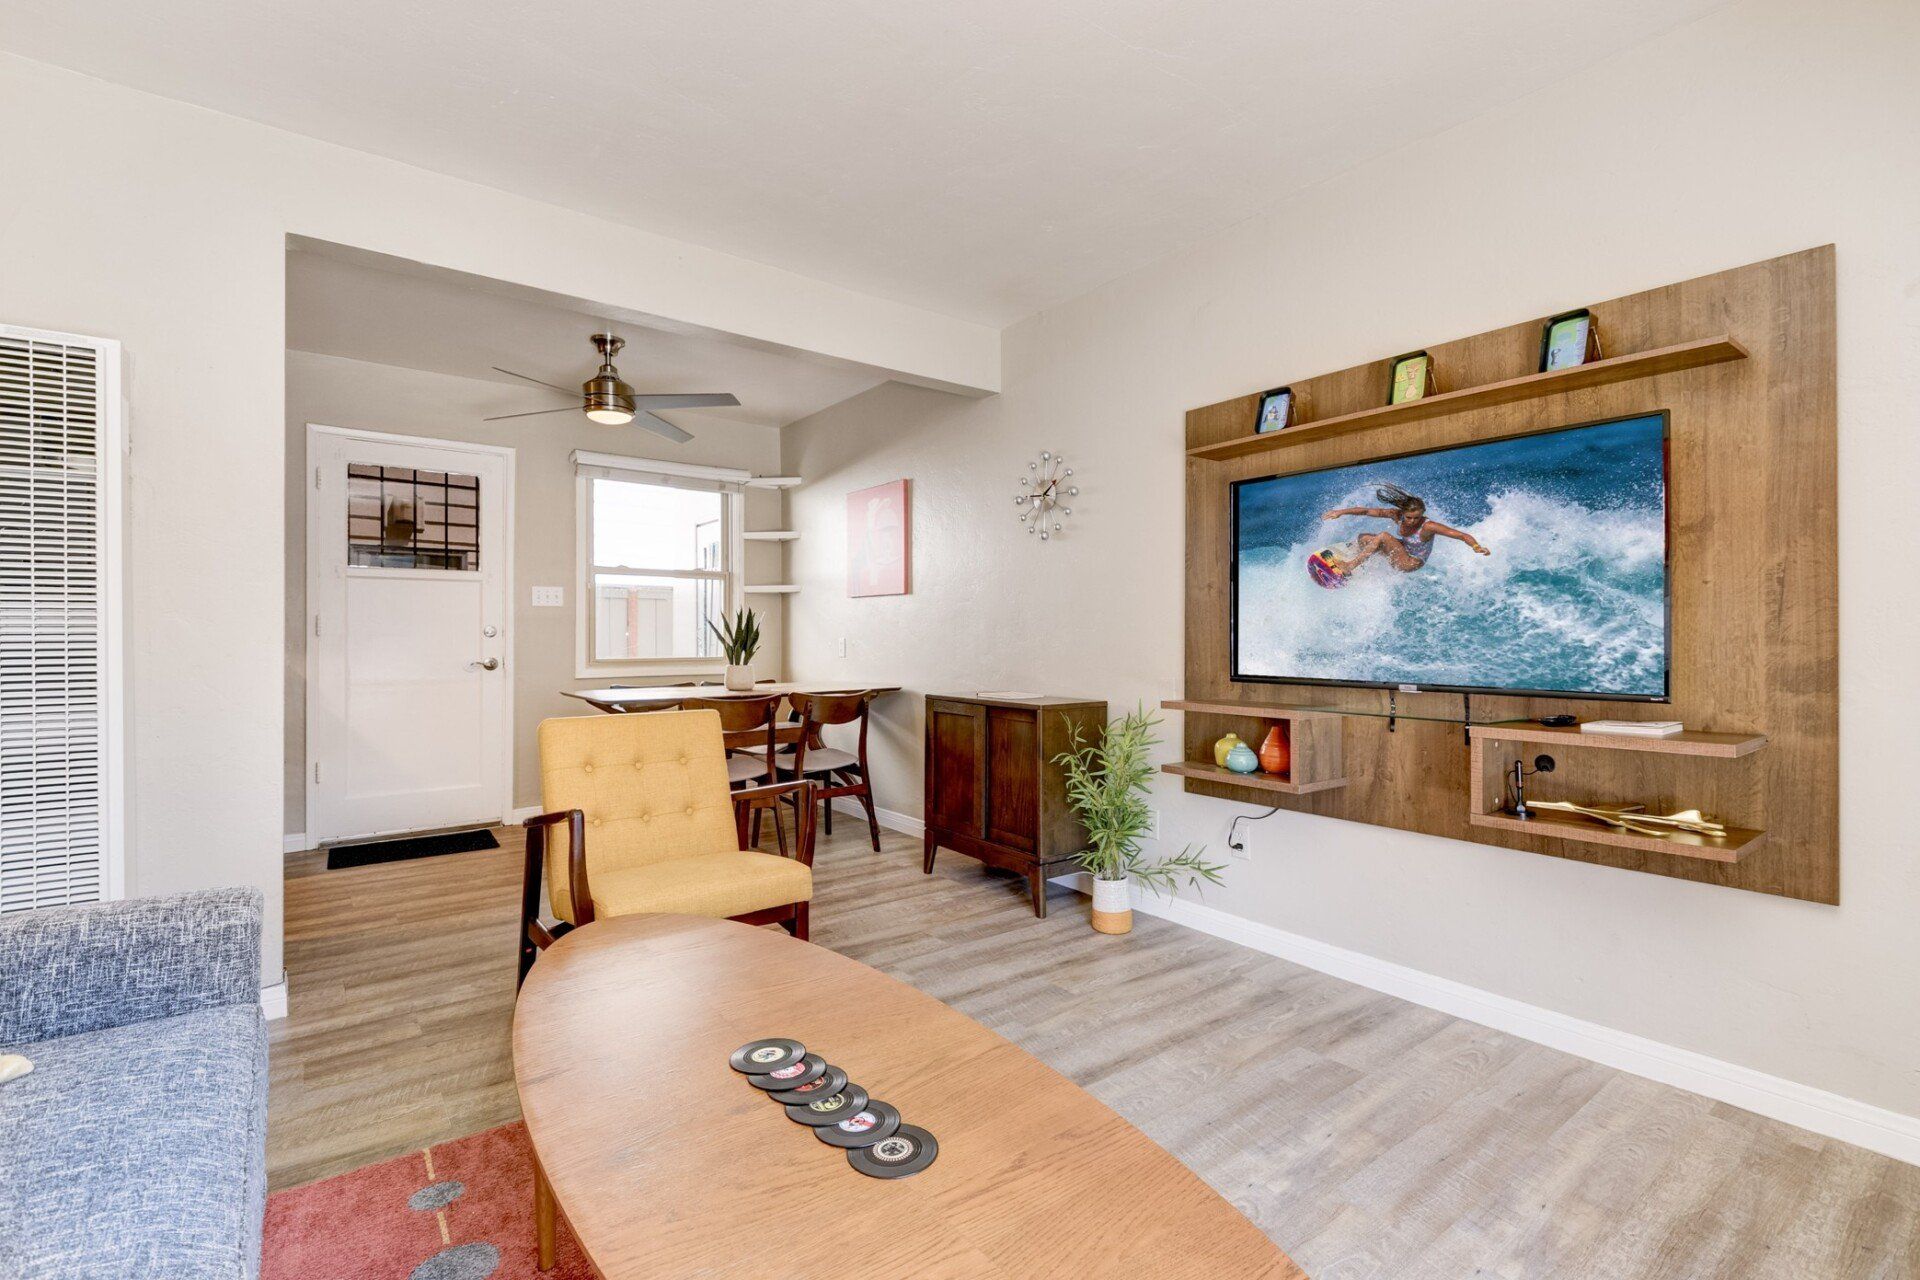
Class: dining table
563,681,902,715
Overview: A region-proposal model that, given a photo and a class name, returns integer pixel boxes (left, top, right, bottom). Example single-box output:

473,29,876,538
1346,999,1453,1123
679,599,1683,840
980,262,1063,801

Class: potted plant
707,607,763,691
1055,706,1225,935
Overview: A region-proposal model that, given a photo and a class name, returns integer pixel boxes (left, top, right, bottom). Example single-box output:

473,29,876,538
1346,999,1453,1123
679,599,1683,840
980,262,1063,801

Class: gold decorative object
1528,800,1727,840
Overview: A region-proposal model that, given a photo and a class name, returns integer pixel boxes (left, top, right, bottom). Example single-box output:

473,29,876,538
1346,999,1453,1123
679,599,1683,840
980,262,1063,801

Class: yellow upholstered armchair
517,709,817,985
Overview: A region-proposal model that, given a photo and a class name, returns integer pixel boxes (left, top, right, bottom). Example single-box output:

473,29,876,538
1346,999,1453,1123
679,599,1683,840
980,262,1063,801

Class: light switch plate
531,586,565,607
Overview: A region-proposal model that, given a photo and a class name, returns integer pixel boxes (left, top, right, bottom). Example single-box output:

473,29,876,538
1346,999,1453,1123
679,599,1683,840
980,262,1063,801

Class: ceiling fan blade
492,366,579,395
482,405,581,421
628,392,741,410
633,410,694,444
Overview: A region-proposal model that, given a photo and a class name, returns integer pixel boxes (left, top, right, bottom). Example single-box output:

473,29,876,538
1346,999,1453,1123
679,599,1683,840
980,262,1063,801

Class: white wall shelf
744,530,800,541
746,584,800,594
746,475,803,489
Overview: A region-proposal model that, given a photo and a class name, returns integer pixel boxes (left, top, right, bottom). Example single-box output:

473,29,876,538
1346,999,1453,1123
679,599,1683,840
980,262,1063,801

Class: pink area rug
264,1123,593,1279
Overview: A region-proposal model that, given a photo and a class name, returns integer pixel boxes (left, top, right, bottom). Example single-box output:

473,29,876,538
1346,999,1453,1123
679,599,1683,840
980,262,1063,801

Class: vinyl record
748,1053,826,1092
815,1099,902,1149
783,1082,870,1127
729,1038,805,1075
847,1124,938,1179
769,1063,848,1105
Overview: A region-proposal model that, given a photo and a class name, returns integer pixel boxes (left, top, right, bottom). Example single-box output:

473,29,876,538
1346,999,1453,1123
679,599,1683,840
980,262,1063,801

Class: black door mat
326,827,500,870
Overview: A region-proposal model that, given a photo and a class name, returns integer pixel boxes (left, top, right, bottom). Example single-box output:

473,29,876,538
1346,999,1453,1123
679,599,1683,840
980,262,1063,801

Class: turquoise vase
1224,742,1260,774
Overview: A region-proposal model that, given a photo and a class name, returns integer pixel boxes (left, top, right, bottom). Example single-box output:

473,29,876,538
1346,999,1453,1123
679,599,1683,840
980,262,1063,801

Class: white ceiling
6,0,1728,325
287,249,889,430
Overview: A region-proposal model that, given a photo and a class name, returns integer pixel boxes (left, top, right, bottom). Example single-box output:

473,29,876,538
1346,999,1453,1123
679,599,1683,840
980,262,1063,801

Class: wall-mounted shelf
1468,723,1766,758
1159,699,1347,794
1467,808,1764,863
745,584,799,594
1160,761,1347,797
1188,335,1749,462
744,531,799,541
746,475,803,489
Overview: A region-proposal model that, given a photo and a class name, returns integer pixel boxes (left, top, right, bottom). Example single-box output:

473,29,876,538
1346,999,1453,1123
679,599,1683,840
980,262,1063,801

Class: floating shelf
1468,722,1766,758
1161,760,1348,796
743,531,799,542
1468,808,1764,863
1160,699,1338,721
745,584,799,594
1188,335,1749,462
746,475,803,489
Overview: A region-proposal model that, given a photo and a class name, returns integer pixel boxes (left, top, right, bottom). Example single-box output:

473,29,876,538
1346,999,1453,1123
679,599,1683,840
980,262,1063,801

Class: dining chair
774,691,881,851
517,710,818,987
683,694,788,856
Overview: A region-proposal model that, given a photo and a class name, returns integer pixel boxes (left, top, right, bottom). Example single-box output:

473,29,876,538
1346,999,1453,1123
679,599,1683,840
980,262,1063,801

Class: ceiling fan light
583,371,637,425
586,405,634,425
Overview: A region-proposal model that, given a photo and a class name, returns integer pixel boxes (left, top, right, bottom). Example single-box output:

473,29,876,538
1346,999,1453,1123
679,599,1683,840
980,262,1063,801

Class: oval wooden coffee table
514,914,1305,1278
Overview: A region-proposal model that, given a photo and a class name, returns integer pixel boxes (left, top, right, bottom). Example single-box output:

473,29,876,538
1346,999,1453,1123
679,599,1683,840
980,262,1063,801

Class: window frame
574,468,744,679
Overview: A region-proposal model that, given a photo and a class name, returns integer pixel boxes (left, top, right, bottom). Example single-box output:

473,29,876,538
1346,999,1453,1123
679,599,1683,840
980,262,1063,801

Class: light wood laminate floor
275,821,1920,1278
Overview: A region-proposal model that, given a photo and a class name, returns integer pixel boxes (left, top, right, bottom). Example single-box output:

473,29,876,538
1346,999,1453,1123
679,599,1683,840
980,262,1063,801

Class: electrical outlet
1227,816,1253,859
530,586,565,607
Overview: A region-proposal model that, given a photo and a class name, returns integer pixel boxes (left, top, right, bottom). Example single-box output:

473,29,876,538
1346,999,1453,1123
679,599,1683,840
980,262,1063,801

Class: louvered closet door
0,327,120,913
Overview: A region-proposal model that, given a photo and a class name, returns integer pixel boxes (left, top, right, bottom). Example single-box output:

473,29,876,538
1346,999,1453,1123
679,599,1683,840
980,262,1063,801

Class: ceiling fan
484,332,739,443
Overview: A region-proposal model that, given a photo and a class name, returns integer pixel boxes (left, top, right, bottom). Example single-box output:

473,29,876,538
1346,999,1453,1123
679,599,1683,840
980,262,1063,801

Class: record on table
783,1082,870,1127
729,1038,806,1075
748,1053,826,1092
769,1063,848,1105
847,1124,938,1179
815,1099,902,1149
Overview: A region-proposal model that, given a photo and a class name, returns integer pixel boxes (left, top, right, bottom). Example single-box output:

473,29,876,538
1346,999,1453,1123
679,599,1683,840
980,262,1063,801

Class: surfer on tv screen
1318,483,1490,577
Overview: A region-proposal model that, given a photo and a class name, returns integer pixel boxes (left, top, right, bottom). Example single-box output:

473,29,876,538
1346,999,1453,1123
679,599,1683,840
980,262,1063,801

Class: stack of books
1579,720,1684,738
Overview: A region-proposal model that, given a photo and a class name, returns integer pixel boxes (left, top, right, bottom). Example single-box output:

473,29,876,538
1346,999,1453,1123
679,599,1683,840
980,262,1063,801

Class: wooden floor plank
270,821,1920,1277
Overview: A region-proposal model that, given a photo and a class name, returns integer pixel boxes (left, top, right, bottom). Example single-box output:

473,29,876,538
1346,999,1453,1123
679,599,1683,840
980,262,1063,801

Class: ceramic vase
1224,742,1260,774
1258,724,1291,776
724,664,755,691
1090,874,1133,935
1212,733,1243,767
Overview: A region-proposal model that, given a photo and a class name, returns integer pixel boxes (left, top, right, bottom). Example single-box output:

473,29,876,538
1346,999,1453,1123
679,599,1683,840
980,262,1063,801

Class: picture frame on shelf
1387,351,1435,405
1540,309,1603,372
1254,386,1295,434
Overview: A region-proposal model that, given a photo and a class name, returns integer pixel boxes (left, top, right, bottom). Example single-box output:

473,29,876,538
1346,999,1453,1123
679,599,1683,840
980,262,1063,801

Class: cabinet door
926,699,985,841
984,707,1039,853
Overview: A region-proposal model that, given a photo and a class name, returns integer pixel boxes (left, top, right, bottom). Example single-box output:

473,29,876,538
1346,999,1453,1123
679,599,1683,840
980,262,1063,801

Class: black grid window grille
347,464,480,570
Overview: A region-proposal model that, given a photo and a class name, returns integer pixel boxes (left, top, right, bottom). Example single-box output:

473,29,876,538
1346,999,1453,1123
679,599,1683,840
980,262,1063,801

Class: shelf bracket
1462,693,1472,744
1387,689,1397,733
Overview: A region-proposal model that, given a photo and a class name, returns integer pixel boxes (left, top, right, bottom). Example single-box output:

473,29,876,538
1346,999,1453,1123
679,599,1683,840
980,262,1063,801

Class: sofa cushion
0,1004,268,1280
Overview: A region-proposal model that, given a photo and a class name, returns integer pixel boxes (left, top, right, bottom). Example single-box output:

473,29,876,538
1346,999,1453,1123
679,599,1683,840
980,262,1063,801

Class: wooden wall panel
1178,247,1838,902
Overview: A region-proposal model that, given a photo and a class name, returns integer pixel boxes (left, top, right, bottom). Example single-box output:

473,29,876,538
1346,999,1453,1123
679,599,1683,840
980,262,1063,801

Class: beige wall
785,0,1920,1121
0,50,990,983
284,351,788,834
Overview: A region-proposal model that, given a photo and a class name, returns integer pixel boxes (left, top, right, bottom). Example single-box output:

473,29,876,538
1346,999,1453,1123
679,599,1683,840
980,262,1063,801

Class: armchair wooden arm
732,779,819,866
518,810,585,987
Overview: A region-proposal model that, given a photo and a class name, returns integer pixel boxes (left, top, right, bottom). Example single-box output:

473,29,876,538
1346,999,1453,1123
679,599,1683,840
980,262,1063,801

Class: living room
2,1,1916,1277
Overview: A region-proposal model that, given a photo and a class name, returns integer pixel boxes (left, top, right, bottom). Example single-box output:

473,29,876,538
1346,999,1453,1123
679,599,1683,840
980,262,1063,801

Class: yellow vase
1212,733,1243,768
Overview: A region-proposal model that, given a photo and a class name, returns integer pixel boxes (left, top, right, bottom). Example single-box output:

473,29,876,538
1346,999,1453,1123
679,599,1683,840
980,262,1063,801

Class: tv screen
1231,412,1670,700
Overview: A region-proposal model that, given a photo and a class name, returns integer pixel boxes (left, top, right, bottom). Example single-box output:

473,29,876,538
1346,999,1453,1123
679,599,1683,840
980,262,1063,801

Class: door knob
469,657,501,671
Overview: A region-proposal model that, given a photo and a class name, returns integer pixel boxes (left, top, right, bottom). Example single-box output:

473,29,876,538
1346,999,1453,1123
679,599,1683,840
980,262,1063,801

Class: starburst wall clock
1014,451,1077,542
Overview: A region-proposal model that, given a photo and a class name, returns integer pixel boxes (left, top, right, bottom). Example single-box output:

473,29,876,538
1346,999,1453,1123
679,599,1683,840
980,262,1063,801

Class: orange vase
1258,724,1291,776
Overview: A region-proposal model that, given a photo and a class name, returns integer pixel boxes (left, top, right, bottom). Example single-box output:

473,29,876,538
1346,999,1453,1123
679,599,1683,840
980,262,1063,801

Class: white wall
785,0,1920,1121
283,351,790,835
0,51,995,983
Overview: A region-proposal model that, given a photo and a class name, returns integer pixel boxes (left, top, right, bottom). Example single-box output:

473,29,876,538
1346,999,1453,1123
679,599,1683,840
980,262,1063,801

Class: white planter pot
1090,875,1133,935
724,664,755,691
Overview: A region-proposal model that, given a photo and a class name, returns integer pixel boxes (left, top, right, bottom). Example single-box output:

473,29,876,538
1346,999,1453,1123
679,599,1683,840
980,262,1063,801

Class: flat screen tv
1231,411,1670,701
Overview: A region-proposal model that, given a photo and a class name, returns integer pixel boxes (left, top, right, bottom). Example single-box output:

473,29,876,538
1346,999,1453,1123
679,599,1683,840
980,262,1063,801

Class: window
346,465,480,570
576,455,744,672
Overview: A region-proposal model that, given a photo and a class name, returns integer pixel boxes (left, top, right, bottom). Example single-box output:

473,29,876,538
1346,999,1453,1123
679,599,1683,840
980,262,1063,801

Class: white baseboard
282,832,308,855
871,804,923,837
1056,873,1920,1168
260,975,288,1021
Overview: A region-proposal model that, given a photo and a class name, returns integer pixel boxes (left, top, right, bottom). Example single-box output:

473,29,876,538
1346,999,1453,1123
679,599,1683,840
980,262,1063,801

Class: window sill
573,661,728,682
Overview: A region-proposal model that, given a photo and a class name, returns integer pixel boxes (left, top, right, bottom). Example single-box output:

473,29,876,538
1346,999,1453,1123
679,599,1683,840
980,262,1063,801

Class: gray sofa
0,889,268,1280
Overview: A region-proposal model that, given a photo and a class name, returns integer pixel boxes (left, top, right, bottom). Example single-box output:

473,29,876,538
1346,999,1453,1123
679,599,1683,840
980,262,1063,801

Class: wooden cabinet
922,694,1107,917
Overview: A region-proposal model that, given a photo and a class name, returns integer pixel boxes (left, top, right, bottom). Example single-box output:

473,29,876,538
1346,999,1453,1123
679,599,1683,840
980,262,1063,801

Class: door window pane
348,464,480,570
592,573,726,661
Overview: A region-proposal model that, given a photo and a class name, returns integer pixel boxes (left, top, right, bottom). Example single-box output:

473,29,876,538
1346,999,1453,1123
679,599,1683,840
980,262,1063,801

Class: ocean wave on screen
1238,485,1667,695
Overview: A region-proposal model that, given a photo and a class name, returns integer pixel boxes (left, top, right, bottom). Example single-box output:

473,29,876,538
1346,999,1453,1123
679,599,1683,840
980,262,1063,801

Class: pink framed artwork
847,479,910,597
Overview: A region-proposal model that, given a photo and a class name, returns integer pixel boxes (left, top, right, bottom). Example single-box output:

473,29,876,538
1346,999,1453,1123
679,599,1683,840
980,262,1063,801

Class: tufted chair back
536,710,741,922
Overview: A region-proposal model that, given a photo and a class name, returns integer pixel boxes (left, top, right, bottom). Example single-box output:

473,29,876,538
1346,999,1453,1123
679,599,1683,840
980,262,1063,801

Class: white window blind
0,326,122,913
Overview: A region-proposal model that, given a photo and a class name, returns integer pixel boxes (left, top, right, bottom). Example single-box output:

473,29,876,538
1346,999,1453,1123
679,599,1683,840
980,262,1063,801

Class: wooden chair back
683,694,782,758
789,690,876,774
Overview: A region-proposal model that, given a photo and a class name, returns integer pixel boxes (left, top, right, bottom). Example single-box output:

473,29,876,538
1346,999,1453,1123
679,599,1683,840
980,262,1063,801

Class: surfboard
1306,541,1358,589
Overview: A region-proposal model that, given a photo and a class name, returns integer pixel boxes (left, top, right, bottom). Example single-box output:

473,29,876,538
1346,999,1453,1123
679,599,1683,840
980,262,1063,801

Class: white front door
306,426,512,843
